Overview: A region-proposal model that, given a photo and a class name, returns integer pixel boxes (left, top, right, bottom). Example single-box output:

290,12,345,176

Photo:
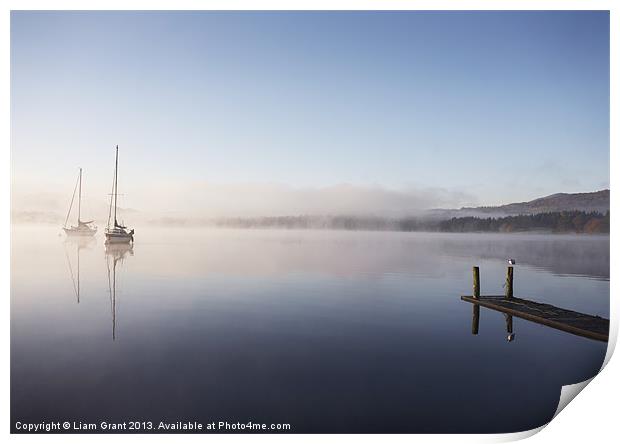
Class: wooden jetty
462,266,609,342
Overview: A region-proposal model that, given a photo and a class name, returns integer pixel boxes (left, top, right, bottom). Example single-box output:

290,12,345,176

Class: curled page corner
500,424,546,442
504,334,613,441
552,377,594,420
504,378,597,442
551,316,616,423
602,320,617,369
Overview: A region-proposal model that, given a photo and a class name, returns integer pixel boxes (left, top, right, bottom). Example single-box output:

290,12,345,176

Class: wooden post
472,305,480,335
505,266,514,300
472,266,480,299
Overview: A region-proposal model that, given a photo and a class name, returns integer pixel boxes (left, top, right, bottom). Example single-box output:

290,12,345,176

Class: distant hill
430,190,609,218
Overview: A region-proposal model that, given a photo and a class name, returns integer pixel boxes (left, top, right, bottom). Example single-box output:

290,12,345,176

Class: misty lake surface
11,226,609,433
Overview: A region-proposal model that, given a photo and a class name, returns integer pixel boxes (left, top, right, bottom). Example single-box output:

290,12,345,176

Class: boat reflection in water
63,236,96,304
105,243,134,341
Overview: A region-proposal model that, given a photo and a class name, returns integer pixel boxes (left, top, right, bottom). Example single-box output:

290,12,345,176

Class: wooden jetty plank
461,295,609,342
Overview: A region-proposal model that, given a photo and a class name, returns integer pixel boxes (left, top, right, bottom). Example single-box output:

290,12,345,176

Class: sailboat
105,145,134,244
63,168,97,236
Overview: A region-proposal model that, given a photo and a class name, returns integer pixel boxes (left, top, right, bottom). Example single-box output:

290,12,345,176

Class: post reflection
470,308,516,342
63,236,96,304
105,243,134,341
471,305,480,335
505,314,515,342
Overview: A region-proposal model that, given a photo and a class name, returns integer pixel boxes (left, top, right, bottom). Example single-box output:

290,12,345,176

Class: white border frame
2,2,617,443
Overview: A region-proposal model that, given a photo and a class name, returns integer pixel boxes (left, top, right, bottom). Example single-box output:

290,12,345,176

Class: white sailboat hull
64,226,97,236
105,234,133,244
105,228,134,244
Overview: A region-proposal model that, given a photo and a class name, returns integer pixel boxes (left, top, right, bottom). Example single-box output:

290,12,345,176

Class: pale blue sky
11,11,609,214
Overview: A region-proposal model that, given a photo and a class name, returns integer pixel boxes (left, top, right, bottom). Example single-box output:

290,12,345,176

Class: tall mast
78,168,82,223
64,171,79,229
114,145,119,227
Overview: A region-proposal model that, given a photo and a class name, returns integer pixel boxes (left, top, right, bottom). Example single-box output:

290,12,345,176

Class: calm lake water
11,226,609,433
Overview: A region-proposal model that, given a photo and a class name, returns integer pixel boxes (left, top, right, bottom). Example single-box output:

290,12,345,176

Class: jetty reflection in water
471,305,515,342
105,243,133,341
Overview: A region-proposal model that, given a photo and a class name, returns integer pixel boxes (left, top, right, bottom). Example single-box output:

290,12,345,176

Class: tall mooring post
472,266,480,299
471,266,480,334
505,266,514,300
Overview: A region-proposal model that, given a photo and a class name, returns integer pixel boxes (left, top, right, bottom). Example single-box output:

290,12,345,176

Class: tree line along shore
212,210,610,234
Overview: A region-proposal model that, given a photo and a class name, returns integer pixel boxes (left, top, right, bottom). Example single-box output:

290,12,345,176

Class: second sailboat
105,145,134,244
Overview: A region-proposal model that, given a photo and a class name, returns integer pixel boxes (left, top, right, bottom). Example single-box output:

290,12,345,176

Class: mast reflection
64,237,95,304
105,243,134,341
